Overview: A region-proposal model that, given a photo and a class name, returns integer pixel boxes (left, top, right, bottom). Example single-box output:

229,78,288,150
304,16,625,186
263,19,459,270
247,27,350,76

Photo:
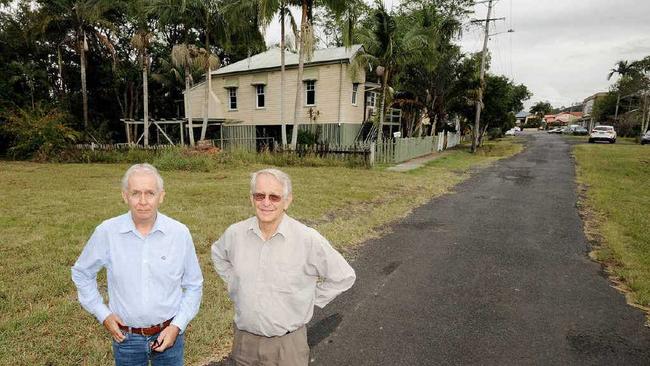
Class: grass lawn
574,143,650,313
0,140,521,366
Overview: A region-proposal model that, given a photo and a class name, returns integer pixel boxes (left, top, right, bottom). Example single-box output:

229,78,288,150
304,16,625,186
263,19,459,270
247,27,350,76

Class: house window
256,84,265,108
228,88,237,110
352,83,359,105
305,80,316,106
366,91,377,108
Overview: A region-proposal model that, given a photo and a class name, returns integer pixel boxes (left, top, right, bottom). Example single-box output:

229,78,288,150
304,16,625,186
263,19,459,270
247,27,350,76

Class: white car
589,125,617,144
505,128,516,136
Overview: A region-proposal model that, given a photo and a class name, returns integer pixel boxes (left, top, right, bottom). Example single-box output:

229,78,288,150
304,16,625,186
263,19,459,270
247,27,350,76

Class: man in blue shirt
72,163,203,366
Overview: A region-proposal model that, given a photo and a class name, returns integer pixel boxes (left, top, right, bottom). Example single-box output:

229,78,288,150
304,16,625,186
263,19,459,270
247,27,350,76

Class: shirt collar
248,213,289,240
119,211,167,235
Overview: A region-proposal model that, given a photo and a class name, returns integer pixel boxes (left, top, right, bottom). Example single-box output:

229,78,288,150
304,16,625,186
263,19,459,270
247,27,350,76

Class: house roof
213,44,364,76
515,111,529,118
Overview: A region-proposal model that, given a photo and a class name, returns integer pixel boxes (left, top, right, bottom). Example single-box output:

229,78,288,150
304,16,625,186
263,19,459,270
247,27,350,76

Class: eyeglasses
128,190,158,201
252,192,282,202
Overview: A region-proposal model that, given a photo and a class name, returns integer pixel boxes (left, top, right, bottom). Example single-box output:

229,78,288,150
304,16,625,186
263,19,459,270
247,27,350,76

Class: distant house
543,112,582,126
183,44,382,146
555,112,582,124
543,114,557,124
515,111,531,126
580,92,608,129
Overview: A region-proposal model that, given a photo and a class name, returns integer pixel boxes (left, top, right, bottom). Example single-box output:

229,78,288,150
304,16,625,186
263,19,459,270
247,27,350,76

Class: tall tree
128,0,155,146
630,56,650,136
607,60,634,123
351,0,430,141
154,0,200,145
290,0,346,148
529,101,553,121
191,0,223,141
40,0,117,129
258,0,299,146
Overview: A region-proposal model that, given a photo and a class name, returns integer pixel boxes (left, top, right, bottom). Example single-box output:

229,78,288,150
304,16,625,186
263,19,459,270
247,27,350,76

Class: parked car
505,128,516,136
547,127,563,134
641,130,650,145
573,126,589,135
588,125,617,143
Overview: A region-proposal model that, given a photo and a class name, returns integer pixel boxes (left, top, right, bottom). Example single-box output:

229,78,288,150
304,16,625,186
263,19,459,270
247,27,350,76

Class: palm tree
154,0,201,145
171,44,202,146
289,0,346,148
191,0,224,141
40,0,117,129
351,0,430,141
259,0,299,147
630,56,650,137
128,0,154,146
607,60,633,123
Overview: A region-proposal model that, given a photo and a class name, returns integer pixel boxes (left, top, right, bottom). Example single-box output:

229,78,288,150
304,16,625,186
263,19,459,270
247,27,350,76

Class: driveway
307,132,650,365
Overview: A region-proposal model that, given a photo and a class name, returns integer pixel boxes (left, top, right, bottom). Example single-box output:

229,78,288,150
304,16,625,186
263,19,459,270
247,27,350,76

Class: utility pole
471,0,505,153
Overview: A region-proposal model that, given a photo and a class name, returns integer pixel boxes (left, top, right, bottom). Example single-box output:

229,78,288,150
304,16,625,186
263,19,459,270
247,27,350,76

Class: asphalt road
307,132,650,365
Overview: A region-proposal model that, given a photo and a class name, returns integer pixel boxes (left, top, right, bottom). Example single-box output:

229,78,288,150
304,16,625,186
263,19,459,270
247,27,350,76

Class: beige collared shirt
211,214,356,337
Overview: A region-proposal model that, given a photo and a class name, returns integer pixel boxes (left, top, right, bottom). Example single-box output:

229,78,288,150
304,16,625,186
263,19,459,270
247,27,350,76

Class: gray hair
121,163,164,192
250,168,292,198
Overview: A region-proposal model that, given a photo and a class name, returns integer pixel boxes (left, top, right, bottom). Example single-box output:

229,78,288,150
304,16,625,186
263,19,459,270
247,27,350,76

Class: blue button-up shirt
71,212,203,332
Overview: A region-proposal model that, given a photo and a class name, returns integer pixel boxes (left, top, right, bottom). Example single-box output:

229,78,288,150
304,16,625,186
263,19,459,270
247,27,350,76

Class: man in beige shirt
212,168,356,366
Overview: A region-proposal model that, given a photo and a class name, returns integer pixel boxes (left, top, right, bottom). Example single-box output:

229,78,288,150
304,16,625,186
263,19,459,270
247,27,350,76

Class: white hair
250,168,292,198
121,163,164,192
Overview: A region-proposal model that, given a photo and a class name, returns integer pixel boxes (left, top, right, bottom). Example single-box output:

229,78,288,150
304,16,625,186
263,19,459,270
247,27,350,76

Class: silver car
642,130,650,145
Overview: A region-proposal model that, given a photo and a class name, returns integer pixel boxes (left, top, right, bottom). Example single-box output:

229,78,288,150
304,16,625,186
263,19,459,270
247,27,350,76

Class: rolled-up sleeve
71,228,112,324
171,230,203,332
309,233,356,308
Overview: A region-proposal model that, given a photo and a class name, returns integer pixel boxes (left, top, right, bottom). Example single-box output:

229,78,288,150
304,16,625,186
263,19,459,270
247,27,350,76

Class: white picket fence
374,132,463,164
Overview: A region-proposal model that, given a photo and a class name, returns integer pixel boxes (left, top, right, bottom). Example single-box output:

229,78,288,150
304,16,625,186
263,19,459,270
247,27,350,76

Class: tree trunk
378,68,390,142
142,51,149,147
291,3,309,149
201,24,211,141
614,92,621,122
80,33,89,128
57,45,65,98
478,123,489,147
641,95,650,136
201,65,211,141
428,95,437,137
185,70,195,146
280,4,287,146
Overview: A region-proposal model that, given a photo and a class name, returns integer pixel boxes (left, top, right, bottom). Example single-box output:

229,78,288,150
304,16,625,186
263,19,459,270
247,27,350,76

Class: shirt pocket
149,240,183,283
272,265,306,294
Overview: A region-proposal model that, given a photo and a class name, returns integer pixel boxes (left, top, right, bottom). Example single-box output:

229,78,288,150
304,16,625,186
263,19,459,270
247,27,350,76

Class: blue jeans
112,331,184,366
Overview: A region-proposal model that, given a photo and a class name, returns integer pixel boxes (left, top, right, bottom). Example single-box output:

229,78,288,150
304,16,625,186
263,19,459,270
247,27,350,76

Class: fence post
369,142,376,167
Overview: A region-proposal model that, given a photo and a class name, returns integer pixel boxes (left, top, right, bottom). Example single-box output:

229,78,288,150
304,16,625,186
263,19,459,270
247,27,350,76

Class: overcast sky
266,0,650,110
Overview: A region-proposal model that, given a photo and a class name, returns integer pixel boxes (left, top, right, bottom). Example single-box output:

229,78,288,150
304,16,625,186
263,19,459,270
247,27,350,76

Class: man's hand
102,313,126,343
151,324,180,353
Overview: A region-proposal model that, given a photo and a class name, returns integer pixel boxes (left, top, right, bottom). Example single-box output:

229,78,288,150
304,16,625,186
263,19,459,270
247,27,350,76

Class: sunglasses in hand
151,338,163,350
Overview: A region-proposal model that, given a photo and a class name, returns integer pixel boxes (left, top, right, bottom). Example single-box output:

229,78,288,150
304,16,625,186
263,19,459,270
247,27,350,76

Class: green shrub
487,127,503,140
1,106,80,160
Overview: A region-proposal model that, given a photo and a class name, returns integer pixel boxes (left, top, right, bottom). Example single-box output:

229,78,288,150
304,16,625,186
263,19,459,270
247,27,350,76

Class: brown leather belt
119,319,173,336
